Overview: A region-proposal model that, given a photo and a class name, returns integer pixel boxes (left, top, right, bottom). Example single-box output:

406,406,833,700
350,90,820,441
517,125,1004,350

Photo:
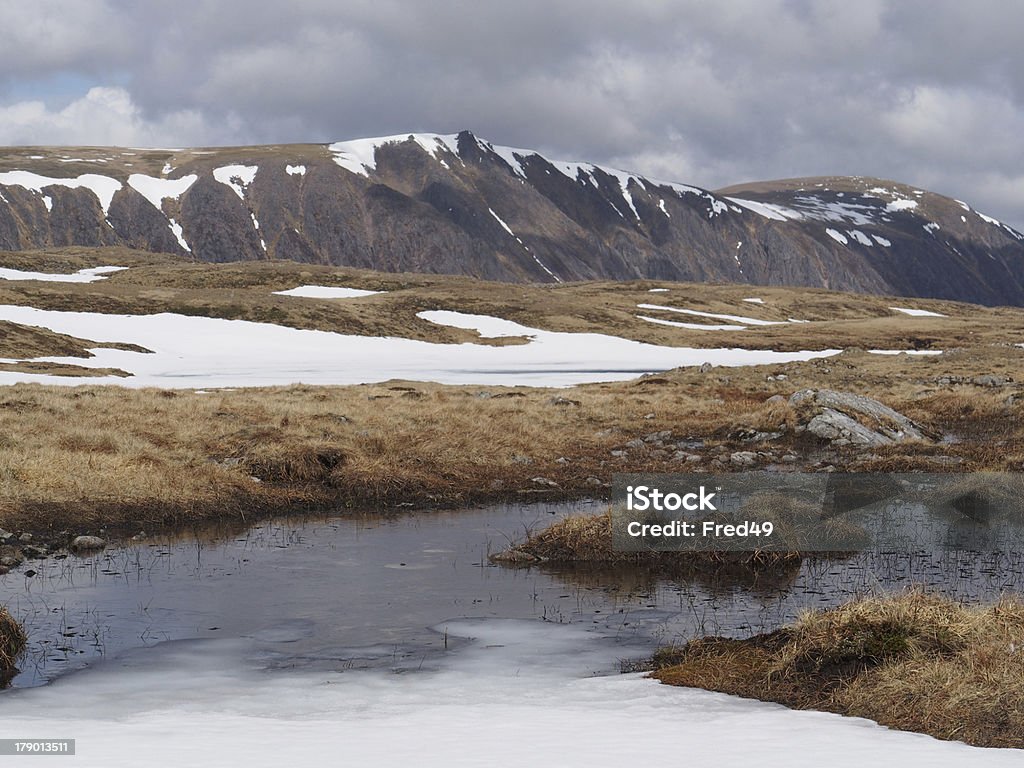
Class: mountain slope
1,132,1022,304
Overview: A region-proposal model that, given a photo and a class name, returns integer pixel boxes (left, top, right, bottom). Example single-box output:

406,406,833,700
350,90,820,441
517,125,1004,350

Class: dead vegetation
653,590,1024,749
0,606,25,684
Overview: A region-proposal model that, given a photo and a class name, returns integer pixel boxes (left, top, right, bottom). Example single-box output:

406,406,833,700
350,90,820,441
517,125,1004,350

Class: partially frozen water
0,502,1021,765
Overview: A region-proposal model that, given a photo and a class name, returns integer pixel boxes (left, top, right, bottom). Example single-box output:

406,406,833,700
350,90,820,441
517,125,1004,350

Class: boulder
70,535,107,552
789,389,928,446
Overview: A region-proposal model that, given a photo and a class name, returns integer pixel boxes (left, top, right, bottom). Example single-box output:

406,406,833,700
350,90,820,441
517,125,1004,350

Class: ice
0,618,1017,768
0,170,122,214
286,165,307,176
213,165,258,199
826,228,849,245
127,174,198,210
0,305,840,388
636,303,785,326
889,307,947,318
0,266,126,283
274,285,381,299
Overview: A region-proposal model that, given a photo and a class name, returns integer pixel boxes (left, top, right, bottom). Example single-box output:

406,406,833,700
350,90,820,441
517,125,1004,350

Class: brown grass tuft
653,590,1024,748
0,607,26,681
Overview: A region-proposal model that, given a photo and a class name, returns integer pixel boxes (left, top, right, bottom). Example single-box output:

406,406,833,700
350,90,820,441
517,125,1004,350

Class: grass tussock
489,512,803,571
0,607,26,679
653,590,1024,748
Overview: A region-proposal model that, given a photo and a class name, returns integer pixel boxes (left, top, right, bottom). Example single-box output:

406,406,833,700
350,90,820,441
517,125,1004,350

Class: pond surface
2,500,1022,689
1,502,1022,767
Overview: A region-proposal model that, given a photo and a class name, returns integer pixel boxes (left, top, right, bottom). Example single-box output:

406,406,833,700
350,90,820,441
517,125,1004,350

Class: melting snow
168,220,190,252
1,618,1016,768
636,303,785,326
647,288,669,293
726,198,798,221
637,315,746,331
0,170,122,214
286,165,307,176
128,174,198,210
329,134,461,176
0,266,126,284
890,307,946,318
885,199,918,212
825,228,848,245
743,298,764,304
0,306,839,388
213,165,258,199
872,235,892,247
848,230,873,246
274,285,381,299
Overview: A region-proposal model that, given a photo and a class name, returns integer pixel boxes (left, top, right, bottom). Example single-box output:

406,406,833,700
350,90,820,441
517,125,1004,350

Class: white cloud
0,87,223,147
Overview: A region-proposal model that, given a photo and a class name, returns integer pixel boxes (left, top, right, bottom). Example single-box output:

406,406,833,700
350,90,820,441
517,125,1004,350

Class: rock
789,389,927,446
649,449,668,460
22,545,48,558
585,476,603,487
766,394,787,405
555,457,570,464
730,451,758,467
0,528,11,542
530,476,558,487
643,430,672,444
643,412,656,420
972,374,1009,387
699,362,713,373
610,450,626,458
625,438,646,450
70,535,107,552
18,533,32,543
686,454,702,463
0,555,21,568
548,396,580,407
511,454,534,465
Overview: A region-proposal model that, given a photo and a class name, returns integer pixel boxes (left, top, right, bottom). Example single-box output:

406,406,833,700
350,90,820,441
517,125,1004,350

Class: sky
0,0,1022,228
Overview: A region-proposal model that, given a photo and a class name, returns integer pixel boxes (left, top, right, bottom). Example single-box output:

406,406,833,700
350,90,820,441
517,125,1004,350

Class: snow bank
0,266,127,283
273,285,382,299
0,306,840,388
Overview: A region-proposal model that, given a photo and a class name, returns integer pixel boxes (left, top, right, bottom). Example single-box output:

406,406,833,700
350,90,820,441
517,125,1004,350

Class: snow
977,211,1001,226
0,170,122,214
636,303,785,326
885,199,918,212
127,173,198,210
923,222,940,234
213,165,258,199
329,134,461,176
743,297,764,304
0,618,1017,768
273,285,381,299
848,230,873,246
0,306,839,388
488,208,517,237
168,219,190,252
658,198,670,218
890,307,947,318
647,288,669,293
286,165,307,176
872,235,892,247
41,195,52,212
0,266,126,283
826,228,849,245
725,197,798,221
637,315,747,331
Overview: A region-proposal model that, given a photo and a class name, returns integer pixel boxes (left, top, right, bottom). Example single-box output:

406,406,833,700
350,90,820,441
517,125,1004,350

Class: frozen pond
0,502,1021,765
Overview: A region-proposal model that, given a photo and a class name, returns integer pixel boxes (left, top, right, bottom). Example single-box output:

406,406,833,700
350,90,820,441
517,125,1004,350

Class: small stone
625,439,646,450
643,412,656,420
585,476,603,487
530,476,559,487
610,450,626,458
699,362,713,373
548,396,581,407
685,454,702,463
18,533,32,543
70,535,107,552
555,457,570,464
730,451,758,467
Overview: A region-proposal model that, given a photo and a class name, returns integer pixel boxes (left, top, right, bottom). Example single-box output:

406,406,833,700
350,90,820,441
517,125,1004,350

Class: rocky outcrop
789,389,928,447
2,133,1024,303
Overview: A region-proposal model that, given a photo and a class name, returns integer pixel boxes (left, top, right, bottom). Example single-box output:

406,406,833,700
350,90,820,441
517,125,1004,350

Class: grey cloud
0,0,1021,227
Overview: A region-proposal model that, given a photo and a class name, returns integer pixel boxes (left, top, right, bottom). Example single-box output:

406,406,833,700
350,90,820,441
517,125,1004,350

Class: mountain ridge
1,130,1022,305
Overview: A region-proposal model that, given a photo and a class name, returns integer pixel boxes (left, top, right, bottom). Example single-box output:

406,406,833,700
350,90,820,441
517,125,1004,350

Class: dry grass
653,591,1024,748
489,512,804,571
0,607,25,680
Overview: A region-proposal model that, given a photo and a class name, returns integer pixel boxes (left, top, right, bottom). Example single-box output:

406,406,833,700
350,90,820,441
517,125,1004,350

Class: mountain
1,131,1022,304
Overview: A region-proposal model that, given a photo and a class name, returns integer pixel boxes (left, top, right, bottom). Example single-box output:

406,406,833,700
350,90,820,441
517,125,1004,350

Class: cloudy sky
1,0,1022,227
